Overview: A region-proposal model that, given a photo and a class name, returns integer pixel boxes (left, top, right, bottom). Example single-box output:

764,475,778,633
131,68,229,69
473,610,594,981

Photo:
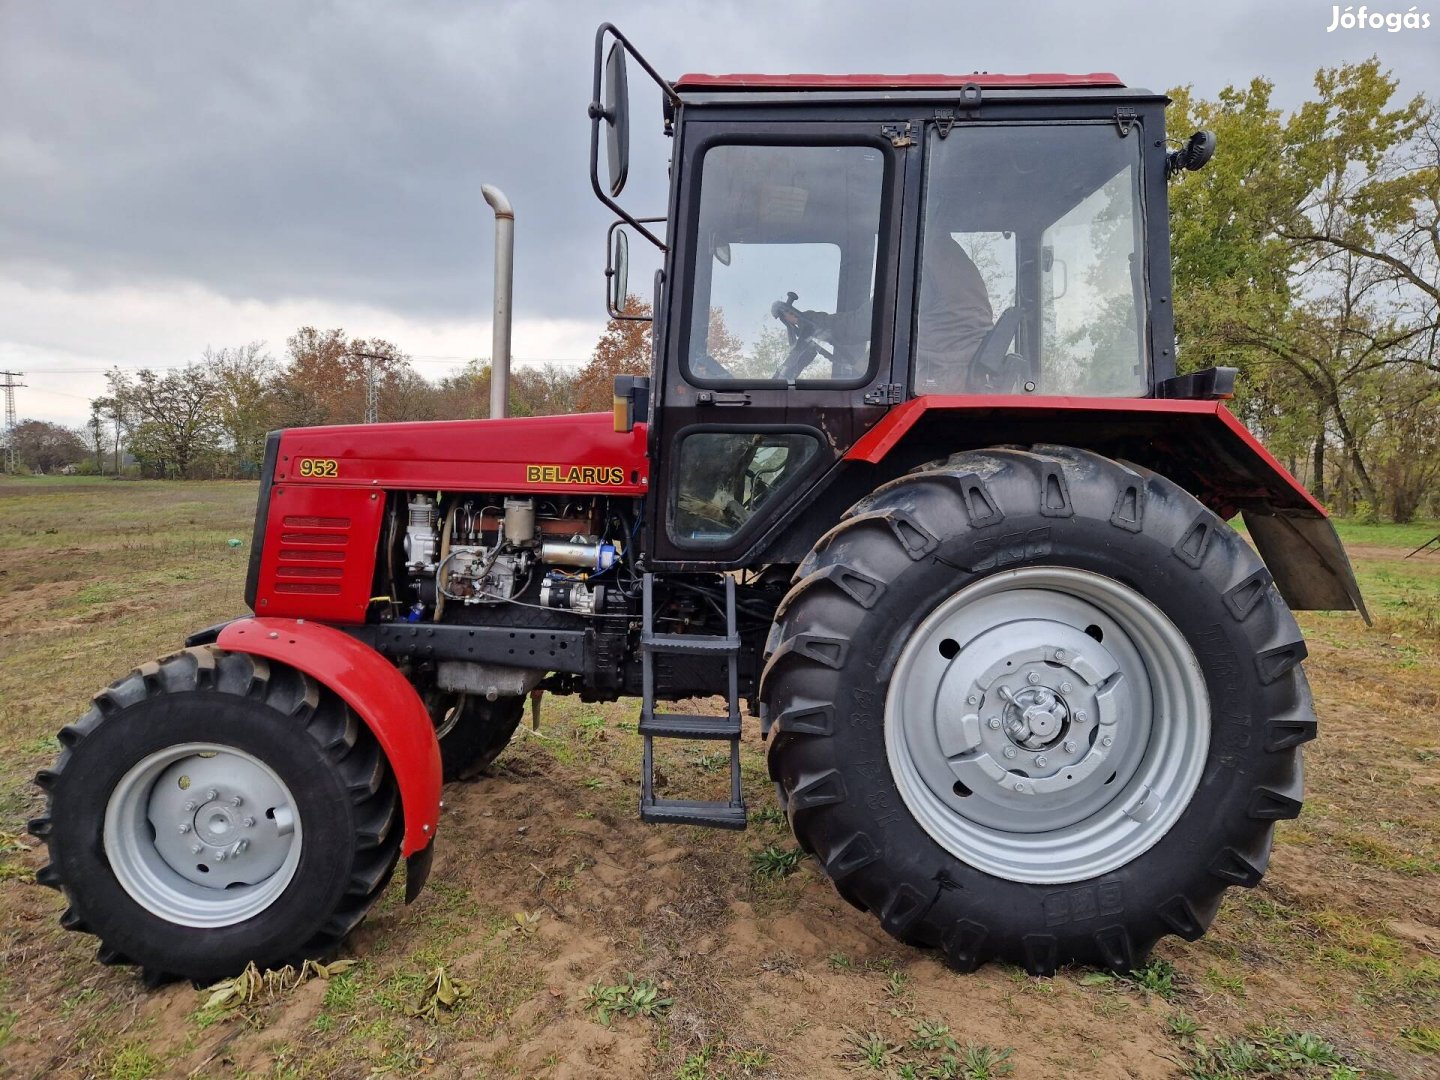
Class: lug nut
1075,711,1088,723
1014,782,1028,793
242,816,255,828
1003,746,1017,759
191,843,203,855
205,790,217,801
214,851,227,862
1102,736,1114,747
1027,672,1041,685
1061,682,1073,693
184,801,196,812
235,839,249,855
1055,649,1067,661
1064,740,1078,754
178,823,191,834
987,717,1001,730
1036,755,1049,767
967,695,978,706
230,796,243,807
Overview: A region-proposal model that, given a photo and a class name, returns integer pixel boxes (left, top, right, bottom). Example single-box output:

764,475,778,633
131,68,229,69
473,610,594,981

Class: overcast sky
2,0,1436,427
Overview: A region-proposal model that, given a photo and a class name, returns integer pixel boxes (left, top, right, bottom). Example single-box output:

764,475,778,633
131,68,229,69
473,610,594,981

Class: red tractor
32,25,1365,984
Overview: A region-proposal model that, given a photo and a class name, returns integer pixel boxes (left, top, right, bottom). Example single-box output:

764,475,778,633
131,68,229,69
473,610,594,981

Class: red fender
216,617,441,860
846,395,1366,618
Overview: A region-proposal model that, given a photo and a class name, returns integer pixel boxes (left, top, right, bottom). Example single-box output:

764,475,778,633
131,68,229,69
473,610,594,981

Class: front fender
216,618,442,869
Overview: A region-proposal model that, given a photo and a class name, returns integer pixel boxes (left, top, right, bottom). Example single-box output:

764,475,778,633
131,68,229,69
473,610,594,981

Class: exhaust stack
482,185,514,419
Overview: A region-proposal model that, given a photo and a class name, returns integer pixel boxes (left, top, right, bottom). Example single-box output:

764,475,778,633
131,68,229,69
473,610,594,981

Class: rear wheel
763,446,1313,973
29,647,400,984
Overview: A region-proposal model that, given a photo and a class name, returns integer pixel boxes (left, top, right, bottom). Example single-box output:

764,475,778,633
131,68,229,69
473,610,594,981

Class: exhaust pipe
482,185,514,419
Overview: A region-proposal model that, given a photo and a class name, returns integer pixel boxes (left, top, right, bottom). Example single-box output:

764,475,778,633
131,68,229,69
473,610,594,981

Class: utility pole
346,352,389,424
1,370,26,473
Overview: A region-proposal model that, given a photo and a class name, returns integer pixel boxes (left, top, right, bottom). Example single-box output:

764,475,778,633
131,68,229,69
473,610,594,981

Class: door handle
696,391,751,406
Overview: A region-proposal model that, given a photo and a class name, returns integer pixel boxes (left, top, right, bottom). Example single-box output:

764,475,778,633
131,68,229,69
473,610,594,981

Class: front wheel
428,692,526,782
29,647,400,984
763,447,1313,974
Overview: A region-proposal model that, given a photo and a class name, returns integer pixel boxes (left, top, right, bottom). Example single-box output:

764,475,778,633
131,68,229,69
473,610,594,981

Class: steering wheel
769,292,832,381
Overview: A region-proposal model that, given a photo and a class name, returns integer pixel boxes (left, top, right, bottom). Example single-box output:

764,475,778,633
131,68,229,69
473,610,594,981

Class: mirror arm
589,23,679,251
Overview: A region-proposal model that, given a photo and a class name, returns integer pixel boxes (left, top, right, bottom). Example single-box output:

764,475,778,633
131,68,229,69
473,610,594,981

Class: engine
398,493,623,618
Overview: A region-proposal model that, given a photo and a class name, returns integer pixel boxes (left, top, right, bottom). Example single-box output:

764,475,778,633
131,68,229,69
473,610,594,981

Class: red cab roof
673,72,1125,91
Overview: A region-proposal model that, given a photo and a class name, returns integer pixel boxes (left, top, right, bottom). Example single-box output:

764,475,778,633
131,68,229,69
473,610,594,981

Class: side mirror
713,241,731,267
603,42,630,197
1167,130,1216,176
607,224,630,316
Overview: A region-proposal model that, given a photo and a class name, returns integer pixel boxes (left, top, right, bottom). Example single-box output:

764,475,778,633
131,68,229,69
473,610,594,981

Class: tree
277,327,417,425
1168,63,1438,510
431,360,491,420
86,400,106,473
210,342,279,475
512,362,583,417
96,367,133,475
573,297,653,412
124,365,223,478
9,420,88,473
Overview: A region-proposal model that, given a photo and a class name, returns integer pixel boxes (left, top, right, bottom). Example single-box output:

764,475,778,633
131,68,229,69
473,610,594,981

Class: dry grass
0,476,1436,1078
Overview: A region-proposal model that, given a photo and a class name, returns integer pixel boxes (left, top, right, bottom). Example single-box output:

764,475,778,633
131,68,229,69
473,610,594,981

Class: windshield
686,143,885,385
916,124,1147,396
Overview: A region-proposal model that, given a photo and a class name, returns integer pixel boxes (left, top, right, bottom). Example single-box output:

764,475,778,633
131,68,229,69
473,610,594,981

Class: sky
2,0,1436,427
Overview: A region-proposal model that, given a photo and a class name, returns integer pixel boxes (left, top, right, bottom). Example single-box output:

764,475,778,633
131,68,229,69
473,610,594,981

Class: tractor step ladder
638,573,747,829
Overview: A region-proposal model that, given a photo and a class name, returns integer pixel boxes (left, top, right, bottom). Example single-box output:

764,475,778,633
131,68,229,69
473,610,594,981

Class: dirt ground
0,478,1437,1079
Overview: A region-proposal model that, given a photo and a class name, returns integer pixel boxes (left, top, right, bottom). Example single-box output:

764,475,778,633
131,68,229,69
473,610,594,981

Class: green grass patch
581,973,673,1026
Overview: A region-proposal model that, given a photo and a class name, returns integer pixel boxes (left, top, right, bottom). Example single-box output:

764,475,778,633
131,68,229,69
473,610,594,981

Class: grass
581,973,673,1026
1179,1029,1355,1079
749,844,805,879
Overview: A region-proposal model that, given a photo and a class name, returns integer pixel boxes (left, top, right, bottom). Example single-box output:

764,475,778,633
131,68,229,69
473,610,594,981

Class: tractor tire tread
764,446,1314,974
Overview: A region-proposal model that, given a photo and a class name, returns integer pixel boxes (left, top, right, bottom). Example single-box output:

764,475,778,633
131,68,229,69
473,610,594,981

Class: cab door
650,120,912,567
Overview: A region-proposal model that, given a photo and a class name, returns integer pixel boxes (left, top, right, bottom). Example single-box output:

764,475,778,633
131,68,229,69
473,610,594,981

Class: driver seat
967,306,1026,393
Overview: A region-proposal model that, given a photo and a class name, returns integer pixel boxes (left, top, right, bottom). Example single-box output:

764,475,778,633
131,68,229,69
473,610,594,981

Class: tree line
7,319,654,479
3,61,1436,519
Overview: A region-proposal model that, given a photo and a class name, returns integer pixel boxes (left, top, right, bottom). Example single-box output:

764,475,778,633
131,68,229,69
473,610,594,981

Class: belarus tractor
31,24,1366,984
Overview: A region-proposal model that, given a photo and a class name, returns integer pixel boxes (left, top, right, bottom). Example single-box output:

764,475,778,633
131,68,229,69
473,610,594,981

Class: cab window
915,124,1147,396
672,431,820,544
686,143,886,386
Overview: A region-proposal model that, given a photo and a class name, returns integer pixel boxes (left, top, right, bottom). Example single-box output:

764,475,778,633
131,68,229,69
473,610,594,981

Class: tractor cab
592,25,1209,568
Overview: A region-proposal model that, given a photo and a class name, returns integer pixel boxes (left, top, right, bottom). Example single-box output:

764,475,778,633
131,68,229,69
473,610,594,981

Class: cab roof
672,72,1126,91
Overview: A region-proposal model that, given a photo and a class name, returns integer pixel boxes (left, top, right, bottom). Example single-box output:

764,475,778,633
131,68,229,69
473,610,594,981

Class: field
1,477,1438,1080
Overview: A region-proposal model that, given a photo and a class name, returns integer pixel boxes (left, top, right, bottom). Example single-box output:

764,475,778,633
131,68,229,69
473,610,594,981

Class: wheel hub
1000,682,1071,750
887,567,1210,884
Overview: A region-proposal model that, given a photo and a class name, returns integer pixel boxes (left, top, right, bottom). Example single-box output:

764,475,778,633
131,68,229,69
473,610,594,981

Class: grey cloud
1,0,1435,331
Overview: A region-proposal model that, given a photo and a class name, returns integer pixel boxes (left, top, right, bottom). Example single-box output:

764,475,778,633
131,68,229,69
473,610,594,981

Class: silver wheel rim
103,742,303,928
886,566,1209,884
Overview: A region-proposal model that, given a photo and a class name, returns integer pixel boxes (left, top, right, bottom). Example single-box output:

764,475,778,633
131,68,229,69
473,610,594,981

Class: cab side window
672,432,820,544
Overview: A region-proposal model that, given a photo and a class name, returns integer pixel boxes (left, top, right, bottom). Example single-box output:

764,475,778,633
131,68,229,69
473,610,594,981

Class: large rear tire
763,446,1313,974
28,646,401,985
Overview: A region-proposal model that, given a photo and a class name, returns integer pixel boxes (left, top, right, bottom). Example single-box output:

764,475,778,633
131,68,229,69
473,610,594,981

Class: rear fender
846,395,1368,619
216,618,441,892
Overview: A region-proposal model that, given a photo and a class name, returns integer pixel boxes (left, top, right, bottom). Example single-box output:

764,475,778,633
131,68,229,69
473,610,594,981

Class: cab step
639,798,747,830
638,713,741,740
638,574,747,830
640,633,739,655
